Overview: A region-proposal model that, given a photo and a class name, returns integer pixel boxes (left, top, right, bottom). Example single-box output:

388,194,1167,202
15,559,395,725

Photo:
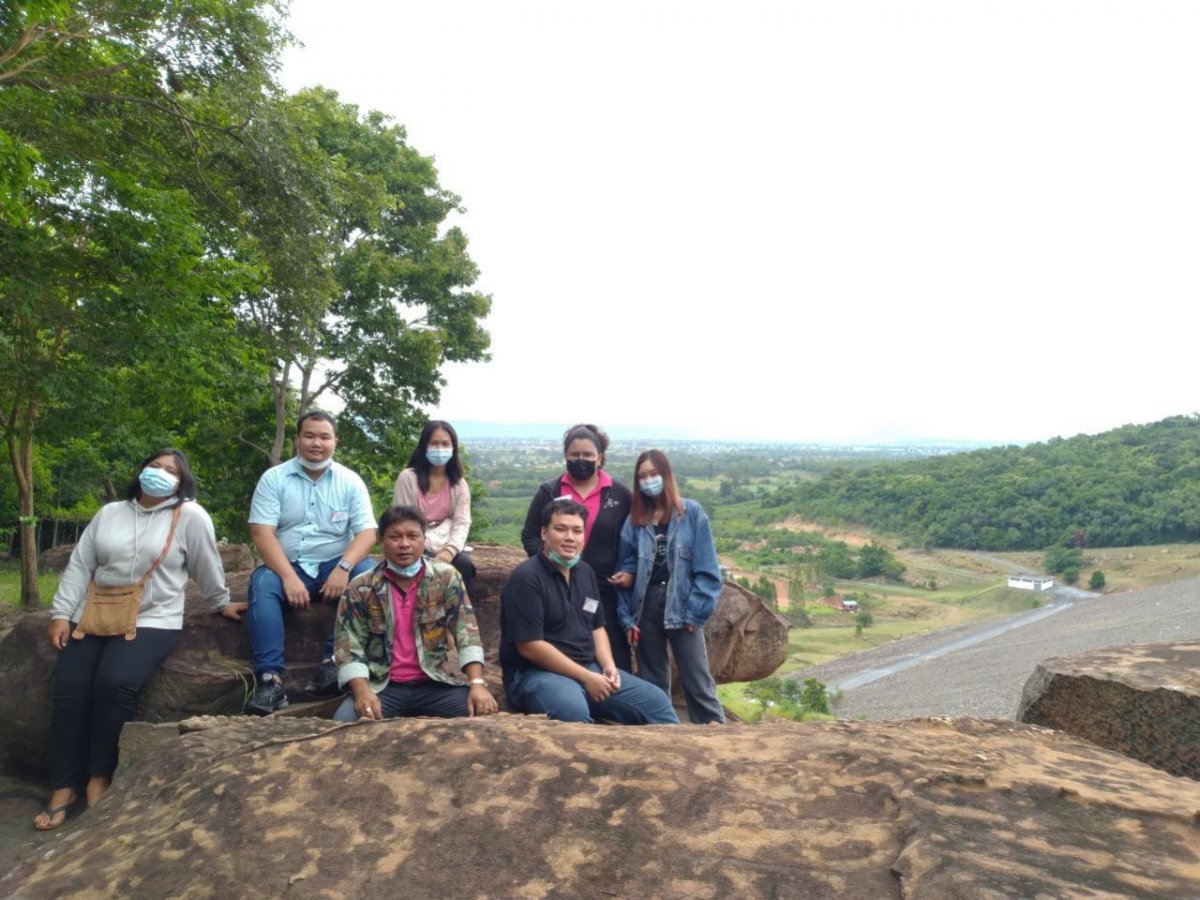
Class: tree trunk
268,360,290,467
7,413,40,609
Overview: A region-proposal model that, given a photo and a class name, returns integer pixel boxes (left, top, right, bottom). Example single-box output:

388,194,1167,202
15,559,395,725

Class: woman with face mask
610,449,726,724
393,420,476,594
34,449,244,830
520,423,634,671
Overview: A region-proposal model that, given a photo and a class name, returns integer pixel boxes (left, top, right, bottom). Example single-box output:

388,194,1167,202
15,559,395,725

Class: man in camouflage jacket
332,505,496,720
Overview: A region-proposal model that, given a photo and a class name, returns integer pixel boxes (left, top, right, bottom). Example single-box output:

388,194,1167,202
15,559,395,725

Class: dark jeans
333,680,470,721
50,627,181,789
636,582,725,724
597,580,631,673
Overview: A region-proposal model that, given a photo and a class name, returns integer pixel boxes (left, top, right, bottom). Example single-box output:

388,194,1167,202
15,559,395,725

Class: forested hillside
788,415,1200,550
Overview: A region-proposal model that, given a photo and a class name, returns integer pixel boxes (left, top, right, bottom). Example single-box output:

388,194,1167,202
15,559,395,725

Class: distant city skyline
281,2,1200,445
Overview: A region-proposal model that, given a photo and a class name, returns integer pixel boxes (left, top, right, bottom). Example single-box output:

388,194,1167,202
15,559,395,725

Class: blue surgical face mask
139,467,179,498
386,558,424,578
639,476,664,497
548,549,580,570
426,447,453,467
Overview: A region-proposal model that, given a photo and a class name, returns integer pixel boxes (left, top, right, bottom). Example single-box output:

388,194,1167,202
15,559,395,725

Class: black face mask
566,458,597,481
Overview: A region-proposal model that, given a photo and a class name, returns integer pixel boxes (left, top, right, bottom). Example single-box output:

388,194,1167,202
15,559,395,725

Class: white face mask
301,456,333,471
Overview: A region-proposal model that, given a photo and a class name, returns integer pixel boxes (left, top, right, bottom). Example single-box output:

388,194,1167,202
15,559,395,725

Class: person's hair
296,410,337,435
540,497,589,529
126,448,196,503
629,449,685,526
562,423,609,468
406,420,463,492
379,504,427,534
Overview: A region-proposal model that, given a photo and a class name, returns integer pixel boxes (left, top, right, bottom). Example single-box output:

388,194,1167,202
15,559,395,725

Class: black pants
598,581,632,673
50,627,180,789
334,680,470,721
449,549,476,597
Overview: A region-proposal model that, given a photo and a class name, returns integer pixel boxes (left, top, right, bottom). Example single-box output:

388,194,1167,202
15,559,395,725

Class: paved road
792,576,1200,720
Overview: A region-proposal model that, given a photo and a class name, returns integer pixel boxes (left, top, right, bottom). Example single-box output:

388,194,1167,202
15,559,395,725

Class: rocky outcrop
37,541,255,574
0,545,787,770
1016,639,1200,780
5,715,1200,898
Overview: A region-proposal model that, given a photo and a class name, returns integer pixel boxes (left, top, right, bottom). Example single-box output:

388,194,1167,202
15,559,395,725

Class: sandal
33,794,77,832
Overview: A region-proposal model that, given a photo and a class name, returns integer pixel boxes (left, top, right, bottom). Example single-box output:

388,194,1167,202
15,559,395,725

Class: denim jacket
615,499,723,631
333,560,485,693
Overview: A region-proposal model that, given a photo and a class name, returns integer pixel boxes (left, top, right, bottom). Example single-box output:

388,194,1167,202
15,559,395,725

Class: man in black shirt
500,499,679,724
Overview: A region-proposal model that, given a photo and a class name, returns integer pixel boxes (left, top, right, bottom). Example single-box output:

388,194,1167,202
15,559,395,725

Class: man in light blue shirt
244,411,377,714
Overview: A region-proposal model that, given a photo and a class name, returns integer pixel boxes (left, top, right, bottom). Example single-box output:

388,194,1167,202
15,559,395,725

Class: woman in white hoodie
33,449,245,831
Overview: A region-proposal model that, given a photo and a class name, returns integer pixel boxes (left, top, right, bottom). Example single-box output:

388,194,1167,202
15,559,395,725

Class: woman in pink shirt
393,420,475,594
519,424,634,671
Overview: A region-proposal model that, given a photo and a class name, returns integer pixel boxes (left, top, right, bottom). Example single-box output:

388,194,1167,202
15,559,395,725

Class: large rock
1016,639,1200,780
0,545,787,771
470,543,789,682
4,715,1199,898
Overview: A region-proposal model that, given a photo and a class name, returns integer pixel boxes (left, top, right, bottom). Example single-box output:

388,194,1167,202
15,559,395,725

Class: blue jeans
507,664,679,725
246,556,375,674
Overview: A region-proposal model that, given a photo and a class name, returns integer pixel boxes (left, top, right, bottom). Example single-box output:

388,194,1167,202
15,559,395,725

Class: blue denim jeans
246,556,375,674
507,664,679,725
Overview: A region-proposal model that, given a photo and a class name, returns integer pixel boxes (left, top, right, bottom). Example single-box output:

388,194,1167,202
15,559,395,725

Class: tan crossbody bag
72,505,182,642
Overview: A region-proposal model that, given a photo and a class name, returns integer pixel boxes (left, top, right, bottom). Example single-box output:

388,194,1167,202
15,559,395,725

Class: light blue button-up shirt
248,457,375,576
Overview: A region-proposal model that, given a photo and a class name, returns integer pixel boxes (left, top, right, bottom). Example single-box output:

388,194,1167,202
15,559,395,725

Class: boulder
4,715,1200,898
0,545,787,771
218,542,256,572
36,543,75,574
1016,639,1200,780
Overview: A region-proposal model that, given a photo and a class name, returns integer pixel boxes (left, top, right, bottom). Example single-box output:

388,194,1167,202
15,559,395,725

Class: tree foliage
793,415,1200,551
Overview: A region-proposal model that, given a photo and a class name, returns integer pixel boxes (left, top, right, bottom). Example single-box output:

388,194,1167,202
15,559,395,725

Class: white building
1007,574,1055,591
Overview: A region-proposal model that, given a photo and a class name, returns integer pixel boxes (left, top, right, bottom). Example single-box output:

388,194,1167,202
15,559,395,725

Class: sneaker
244,672,288,716
305,659,340,696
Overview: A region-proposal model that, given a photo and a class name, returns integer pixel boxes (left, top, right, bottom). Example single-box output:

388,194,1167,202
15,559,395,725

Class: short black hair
379,504,427,534
541,497,589,529
126,448,196,503
297,410,337,434
406,420,463,491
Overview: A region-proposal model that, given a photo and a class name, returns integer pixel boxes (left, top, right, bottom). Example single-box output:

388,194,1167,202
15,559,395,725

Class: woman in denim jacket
612,450,725,724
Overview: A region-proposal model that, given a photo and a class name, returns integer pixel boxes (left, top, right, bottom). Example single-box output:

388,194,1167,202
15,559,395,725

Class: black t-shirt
500,554,606,682
650,523,669,584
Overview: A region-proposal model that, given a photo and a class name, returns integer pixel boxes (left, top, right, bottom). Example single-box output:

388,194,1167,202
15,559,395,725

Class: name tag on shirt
330,510,349,523
583,597,599,615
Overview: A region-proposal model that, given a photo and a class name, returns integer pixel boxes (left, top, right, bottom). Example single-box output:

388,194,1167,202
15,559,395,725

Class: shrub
1088,570,1106,590
1062,565,1080,585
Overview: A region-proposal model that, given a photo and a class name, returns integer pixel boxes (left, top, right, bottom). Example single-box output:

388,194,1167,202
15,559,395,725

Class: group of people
33,417,726,831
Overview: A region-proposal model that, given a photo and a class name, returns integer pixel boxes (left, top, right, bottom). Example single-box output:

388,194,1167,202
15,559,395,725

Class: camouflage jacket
333,560,485,693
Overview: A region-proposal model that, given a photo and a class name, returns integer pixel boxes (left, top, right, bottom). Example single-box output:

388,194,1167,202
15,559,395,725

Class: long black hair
406,420,464,493
125,448,196,503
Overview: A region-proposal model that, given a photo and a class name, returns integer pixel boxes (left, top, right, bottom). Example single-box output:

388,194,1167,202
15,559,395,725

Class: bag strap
137,505,183,586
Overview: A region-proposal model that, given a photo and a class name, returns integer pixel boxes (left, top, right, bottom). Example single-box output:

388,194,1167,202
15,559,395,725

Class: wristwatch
337,559,353,572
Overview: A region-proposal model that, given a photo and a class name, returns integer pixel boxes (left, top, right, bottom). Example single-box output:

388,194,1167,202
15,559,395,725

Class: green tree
0,0,286,606
1088,570,1106,590
234,88,492,468
1062,565,1080,585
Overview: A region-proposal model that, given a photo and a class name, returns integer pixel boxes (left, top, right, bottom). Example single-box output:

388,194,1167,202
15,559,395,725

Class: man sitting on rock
243,411,377,715
500,498,679,724
332,505,498,721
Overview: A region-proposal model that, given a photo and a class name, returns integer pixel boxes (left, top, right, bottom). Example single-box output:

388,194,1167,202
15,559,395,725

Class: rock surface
4,715,1200,899
0,545,787,770
1016,639,1200,780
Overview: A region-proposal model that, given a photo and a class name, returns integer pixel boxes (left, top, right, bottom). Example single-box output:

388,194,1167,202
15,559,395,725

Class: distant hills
790,415,1200,551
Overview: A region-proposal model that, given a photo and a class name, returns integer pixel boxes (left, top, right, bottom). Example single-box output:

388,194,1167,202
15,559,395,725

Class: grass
0,561,59,608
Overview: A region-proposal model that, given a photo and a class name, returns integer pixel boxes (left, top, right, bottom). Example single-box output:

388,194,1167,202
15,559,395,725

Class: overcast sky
279,1,1199,444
